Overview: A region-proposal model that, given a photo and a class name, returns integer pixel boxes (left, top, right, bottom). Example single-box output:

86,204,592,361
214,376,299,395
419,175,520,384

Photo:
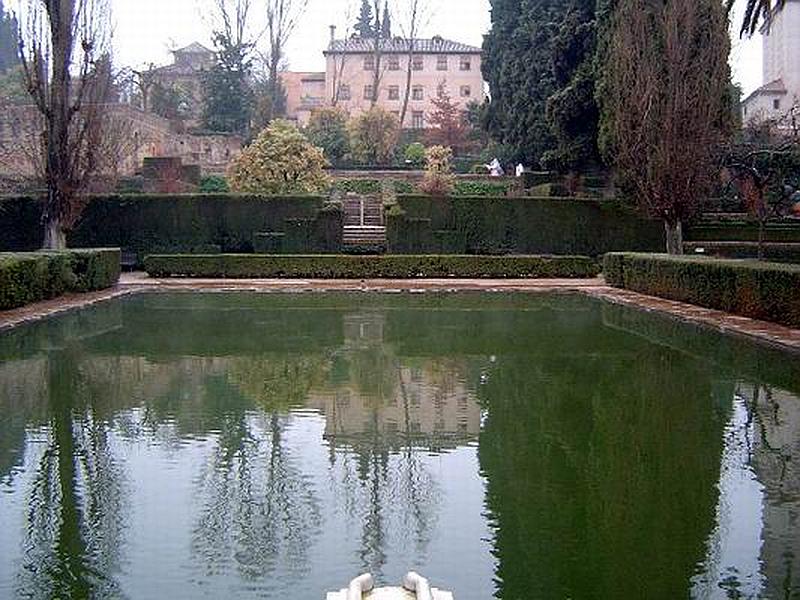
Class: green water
0,293,798,600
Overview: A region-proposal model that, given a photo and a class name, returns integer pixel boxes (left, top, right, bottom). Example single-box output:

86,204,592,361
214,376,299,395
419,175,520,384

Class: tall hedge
0,194,325,259
604,253,800,329
388,195,664,256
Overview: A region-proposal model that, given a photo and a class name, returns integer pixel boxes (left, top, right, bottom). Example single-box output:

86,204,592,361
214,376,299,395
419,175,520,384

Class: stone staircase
342,196,387,248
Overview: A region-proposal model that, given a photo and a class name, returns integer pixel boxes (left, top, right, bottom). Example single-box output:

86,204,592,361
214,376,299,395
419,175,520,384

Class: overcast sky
111,0,762,96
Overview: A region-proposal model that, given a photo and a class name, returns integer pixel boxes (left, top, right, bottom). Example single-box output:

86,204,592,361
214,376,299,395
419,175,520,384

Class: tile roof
742,78,788,105
173,42,214,55
325,36,482,55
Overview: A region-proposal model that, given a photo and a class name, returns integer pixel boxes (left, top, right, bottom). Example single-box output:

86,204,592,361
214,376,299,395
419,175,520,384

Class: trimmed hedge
603,253,800,328
144,254,600,279
686,222,800,243
387,195,664,256
0,194,326,261
684,241,800,264
0,248,121,310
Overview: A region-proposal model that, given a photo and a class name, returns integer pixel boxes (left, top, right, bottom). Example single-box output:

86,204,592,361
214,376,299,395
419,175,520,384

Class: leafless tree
603,0,732,254
395,0,433,127
329,1,356,107
16,0,114,250
264,0,308,119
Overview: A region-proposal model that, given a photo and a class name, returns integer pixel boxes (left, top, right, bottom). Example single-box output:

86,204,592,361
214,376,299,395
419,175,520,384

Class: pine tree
355,0,375,38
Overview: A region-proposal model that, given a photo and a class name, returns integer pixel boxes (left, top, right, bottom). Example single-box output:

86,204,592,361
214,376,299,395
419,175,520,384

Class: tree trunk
664,220,683,255
43,214,67,250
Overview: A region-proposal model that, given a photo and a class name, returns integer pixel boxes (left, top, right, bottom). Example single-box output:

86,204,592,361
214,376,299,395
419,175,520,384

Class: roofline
323,47,483,56
742,86,788,105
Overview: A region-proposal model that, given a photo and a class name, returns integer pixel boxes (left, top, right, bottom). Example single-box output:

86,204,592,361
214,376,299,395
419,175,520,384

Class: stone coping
1,272,798,356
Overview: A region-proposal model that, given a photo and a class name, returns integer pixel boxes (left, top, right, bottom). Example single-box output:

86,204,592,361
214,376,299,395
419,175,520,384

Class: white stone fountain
326,572,454,600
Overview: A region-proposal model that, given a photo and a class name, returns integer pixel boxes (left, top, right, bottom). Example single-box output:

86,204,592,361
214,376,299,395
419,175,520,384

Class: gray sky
112,0,762,95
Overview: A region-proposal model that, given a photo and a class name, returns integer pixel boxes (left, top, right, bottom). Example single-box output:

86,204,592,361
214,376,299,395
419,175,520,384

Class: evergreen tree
355,0,376,38
482,0,560,166
426,84,469,154
381,5,392,38
201,33,253,135
0,0,20,73
541,4,600,172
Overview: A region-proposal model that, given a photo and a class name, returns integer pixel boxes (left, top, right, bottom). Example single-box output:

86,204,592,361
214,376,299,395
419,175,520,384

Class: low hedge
0,248,121,310
603,252,800,328
144,254,600,279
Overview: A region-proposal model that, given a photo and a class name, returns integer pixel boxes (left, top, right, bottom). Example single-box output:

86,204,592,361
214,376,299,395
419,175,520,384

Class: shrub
454,180,510,197
420,146,455,197
349,107,401,165
199,175,230,193
305,107,350,166
0,249,121,310
404,143,427,168
228,120,329,194
603,253,800,328
144,254,600,279
683,242,800,264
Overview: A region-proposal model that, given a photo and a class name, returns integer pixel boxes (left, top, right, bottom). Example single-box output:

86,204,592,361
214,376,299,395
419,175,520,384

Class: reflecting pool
0,293,798,599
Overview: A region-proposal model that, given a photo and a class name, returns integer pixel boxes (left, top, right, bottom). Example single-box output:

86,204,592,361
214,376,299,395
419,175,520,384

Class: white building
741,0,800,125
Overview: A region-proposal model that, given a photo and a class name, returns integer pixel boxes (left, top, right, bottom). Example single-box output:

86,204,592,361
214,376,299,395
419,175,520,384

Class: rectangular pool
1,292,798,599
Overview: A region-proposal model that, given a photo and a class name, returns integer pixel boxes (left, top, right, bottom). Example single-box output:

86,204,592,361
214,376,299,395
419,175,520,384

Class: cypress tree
0,0,19,73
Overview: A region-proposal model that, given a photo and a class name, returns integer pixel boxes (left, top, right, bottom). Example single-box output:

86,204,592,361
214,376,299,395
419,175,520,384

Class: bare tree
395,0,433,127
603,0,732,254
16,0,113,249
263,0,308,120
329,1,356,107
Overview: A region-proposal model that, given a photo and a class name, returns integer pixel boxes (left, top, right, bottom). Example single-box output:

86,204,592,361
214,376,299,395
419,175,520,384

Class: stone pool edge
1,272,798,356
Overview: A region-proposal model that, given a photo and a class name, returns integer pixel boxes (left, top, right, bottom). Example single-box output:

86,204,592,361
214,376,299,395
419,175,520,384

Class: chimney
330,25,336,43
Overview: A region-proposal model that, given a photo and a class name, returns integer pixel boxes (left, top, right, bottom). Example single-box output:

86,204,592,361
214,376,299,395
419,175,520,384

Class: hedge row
0,194,326,260
684,241,800,264
144,254,600,279
0,248,121,310
387,195,664,256
604,253,800,328
685,222,800,243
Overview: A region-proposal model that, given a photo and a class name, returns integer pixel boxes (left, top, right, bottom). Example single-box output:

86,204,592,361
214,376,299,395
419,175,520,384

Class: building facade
149,42,216,126
741,0,800,126
283,35,484,129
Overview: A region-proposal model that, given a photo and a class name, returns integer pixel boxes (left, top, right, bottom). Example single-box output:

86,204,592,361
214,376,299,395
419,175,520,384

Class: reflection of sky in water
692,393,765,600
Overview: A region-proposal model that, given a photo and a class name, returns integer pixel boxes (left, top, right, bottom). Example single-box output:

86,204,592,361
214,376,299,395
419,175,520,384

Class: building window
364,56,375,71
412,111,424,129
337,84,351,101
412,85,424,101
364,85,374,100
388,85,400,100
460,56,472,71
388,55,400,71
773,98,781,110
412,56,424,71
460,85,471,98
437,55,448,71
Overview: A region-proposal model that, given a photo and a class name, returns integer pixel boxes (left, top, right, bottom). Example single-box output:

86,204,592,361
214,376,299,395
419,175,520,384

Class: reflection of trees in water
479,349,728,600
189,368,324,583
17,349,127,599
327,437,440,580
742,383,800,599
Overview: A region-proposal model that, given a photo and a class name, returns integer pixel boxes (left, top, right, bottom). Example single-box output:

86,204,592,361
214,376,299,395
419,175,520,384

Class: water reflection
0,293,798,599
